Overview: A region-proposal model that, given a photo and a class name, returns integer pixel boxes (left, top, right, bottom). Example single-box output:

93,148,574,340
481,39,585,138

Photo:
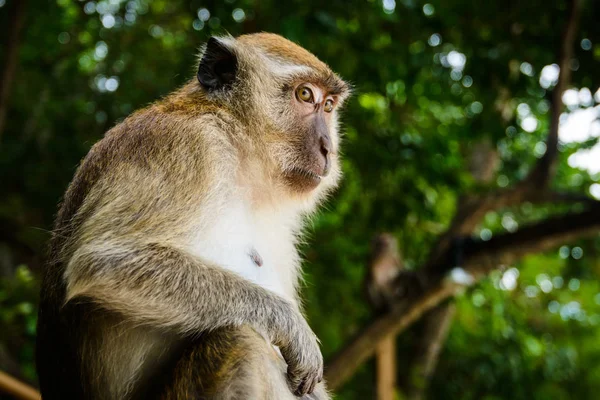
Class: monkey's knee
233,327,331,400
158,327,276,399
159,326,330,400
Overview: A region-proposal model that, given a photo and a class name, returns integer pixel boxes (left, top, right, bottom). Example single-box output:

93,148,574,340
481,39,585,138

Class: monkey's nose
320,135,331,158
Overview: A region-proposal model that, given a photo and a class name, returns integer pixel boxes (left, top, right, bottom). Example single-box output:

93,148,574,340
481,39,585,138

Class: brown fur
238,33,329,74
36,33,350,400
160,327,328,400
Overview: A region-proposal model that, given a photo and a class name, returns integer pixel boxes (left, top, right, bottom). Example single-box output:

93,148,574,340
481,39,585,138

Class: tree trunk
406,303,456,400
0,0,27,139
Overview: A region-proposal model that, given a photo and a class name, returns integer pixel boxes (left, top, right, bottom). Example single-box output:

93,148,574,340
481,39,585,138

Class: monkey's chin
284,167,323,192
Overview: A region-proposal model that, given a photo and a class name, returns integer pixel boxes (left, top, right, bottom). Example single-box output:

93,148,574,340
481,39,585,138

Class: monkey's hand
277,312,323,396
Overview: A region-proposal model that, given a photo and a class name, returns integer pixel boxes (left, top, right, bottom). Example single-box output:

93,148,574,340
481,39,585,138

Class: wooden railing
0,371,40,400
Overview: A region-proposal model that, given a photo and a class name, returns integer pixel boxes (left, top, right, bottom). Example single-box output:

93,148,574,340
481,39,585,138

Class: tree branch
424,0,582,271
325,202,600,390
526,0,581,187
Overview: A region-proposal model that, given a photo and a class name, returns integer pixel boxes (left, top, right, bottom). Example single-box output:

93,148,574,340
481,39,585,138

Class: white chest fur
188,200,299,302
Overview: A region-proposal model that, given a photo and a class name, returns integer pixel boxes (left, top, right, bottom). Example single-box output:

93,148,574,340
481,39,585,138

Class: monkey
365,234,403,311
35,33,351,400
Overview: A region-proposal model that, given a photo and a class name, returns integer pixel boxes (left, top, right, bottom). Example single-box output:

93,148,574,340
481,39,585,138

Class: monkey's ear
197,37,238,90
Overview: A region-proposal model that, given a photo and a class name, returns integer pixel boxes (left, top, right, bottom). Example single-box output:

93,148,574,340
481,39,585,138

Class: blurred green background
1,0,600,399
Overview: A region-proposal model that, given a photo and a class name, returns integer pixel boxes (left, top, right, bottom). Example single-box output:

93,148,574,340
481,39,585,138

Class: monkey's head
196,33,351,204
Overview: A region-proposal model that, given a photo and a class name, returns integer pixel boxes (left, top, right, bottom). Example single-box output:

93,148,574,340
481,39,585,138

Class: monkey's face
197,34,351,198
269,81,343,193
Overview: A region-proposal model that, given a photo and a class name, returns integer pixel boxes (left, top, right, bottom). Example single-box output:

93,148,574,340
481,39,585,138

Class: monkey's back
36,116,128,398
36,101,214,399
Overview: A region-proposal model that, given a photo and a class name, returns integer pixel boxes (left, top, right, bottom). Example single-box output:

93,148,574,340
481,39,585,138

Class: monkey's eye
324,99,334,113
296,86,314,103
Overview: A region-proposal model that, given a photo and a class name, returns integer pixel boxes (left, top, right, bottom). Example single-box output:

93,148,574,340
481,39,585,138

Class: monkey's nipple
249,248,263,267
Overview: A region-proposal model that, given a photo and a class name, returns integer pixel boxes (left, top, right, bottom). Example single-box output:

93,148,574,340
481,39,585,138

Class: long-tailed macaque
36,33,351,399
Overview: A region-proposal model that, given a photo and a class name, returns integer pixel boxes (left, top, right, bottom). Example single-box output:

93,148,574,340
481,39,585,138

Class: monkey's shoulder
78,106,229,184
54,106,223,236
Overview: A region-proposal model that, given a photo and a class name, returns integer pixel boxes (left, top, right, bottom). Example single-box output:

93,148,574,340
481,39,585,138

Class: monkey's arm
65,239,322,395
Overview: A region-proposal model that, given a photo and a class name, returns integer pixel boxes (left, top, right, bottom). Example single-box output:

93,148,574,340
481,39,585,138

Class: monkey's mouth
288,167,322,182
284,167,322,190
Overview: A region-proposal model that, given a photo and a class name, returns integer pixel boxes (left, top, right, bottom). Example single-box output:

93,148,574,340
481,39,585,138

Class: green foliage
1,0,600,398
431,250,600,400
0,266,39,382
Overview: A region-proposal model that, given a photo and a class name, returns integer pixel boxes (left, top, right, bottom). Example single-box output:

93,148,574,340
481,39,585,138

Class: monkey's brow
280,74,348,96
319,74,349,95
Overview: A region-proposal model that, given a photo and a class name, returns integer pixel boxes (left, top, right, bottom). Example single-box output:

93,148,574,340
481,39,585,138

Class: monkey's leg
158,326,330,400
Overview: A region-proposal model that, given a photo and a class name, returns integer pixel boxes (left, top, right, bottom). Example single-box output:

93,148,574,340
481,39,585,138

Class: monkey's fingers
294,375,318,397
286,372,302,395
286,367,313,396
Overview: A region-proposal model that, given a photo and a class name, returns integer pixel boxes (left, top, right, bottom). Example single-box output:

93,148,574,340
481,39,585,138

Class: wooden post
365,233,403,400
376,336,396,400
